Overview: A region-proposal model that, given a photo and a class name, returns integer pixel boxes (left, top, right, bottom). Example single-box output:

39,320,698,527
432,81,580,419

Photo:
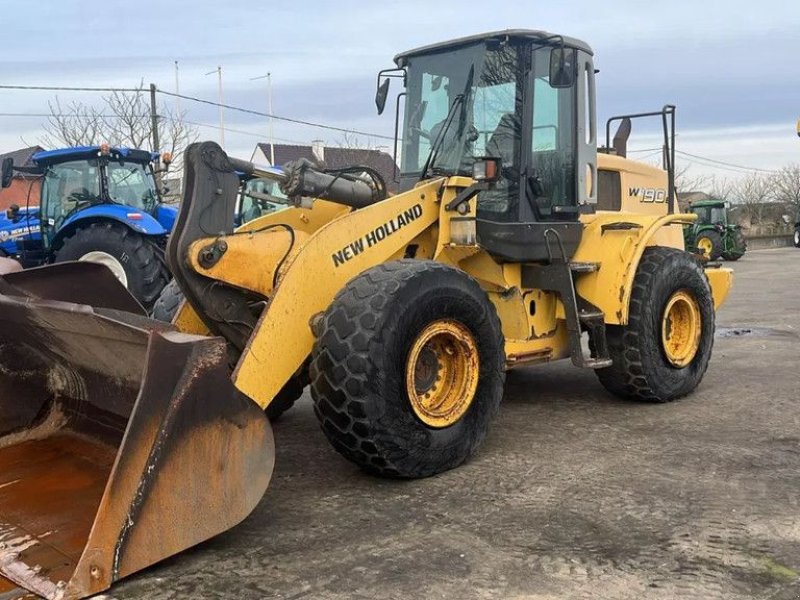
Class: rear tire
310,259,505,478
55,222,169,310
595,247,715,402
793,227,800,248
694,230,722,260
722,229,746,261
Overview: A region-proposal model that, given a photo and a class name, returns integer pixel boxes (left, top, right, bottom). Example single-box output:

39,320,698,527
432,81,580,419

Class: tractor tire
595,247,715,403
722,229,746,261
310,259,505,478
794,227,800,248
55,221,169,310
694,230,722,260
150,276,305,422
151,277,184,322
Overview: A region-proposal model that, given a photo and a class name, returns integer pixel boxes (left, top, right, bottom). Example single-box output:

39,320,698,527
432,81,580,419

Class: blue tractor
0,145,176,308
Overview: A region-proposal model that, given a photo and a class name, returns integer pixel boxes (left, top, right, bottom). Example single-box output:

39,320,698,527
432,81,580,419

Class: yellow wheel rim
696,237,713,257
661,290,702,368
405,320,479,428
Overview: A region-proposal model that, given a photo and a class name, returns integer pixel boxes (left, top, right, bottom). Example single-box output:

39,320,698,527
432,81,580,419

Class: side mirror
5,204,19,220
1,158,13,189
549,47,576,88
375,78,391,115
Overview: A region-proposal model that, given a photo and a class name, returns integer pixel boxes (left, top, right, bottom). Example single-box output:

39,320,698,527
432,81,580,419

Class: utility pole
250,72,275,165
149,83,161,182
206,66,225,146
174,61,181,118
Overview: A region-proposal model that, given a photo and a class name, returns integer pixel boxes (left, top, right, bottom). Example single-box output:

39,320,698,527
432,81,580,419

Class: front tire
595,247,715,402
55,222,169,310
151,277,184,322
310,260,505,478
151,276,305,421
794,227,800,248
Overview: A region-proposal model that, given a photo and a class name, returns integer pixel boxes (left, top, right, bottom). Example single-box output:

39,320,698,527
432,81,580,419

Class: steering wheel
62,190,98,220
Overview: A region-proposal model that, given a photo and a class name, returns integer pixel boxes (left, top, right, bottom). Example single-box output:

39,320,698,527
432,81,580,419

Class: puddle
715,326,791,339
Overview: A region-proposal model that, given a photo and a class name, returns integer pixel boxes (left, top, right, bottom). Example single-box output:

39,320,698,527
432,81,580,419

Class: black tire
793,227,800,248
722,229,746,261
150,277,305,421
694,230,722,260
55,221,169,310
310,259,505,478
595,247,715,403
151,277,184,322
265,372,307,422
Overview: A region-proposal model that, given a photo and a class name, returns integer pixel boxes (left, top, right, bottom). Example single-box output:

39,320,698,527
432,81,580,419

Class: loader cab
392,30,597,262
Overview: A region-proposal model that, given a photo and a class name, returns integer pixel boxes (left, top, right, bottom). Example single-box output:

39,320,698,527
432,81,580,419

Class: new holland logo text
332,204,423,267
629,187,667,203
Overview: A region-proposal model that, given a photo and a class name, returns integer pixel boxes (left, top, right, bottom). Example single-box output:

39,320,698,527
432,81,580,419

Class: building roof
257,143,399,191
0,145,44,171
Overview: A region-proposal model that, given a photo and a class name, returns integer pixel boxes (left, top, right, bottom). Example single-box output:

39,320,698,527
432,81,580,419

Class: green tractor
684,199,746,261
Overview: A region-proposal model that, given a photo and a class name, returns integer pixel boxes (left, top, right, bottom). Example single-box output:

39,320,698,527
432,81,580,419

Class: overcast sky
2,0,799,181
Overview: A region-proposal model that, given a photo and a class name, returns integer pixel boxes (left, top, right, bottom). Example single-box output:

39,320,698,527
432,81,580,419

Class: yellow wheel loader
0,30,732,599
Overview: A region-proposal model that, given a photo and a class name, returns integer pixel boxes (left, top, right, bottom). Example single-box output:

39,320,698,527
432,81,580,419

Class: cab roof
32,146,159,166
394,29,593,66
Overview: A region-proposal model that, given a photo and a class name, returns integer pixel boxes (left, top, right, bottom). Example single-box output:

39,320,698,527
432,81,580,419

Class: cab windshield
106,160,158,210
401,42,521,178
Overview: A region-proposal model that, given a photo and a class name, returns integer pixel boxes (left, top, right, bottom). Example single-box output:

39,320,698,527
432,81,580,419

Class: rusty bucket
0,263,274,599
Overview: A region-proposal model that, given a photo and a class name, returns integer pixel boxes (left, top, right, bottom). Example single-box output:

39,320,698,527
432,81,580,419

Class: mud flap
0,266,273,599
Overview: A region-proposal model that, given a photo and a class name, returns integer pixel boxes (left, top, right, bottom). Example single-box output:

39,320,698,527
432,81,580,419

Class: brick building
0,146,43,211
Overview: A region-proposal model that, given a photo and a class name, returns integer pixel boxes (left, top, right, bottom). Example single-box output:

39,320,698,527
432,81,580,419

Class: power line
675,150,777,174
0,84,141,93
157,89,394,141
0,82,395,142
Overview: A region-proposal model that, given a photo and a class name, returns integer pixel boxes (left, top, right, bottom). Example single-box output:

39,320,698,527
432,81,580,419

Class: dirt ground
50,249,800,598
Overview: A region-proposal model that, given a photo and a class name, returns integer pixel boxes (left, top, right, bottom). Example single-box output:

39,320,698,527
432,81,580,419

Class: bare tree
41,83,197,172
730,172,774,225
674,163,712,195
708,176,735,202
771,163,800,218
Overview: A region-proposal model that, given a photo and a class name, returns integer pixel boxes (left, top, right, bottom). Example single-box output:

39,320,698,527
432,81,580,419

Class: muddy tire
595,247,715,403
152,277,184,322
55,221,169,310
310,259,505,478
694,230,722,260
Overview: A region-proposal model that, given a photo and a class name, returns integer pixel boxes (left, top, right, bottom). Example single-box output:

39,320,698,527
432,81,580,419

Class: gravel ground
11,248,800,600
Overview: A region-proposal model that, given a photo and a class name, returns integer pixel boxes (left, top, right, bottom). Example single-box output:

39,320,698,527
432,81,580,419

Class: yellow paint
233,179,444,409
169,155,732,411
573,212,707,325
661,290,702,367
705,267,733,310
188,229,303,298
405,319,479,428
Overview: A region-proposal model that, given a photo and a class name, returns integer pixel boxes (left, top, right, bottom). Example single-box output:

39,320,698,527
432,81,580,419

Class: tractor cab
689,199,729,227
32,145,172,245
381,30,596,262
